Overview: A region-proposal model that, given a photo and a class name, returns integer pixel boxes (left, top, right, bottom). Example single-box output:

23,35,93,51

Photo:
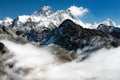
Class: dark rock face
54,20,110,50
0,42,7,55
0,43,4,51
16,31,24,36
26,28,51,43
42,19,120,51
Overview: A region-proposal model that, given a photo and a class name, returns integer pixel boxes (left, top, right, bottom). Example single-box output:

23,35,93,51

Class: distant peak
4,17,13,21
102,18,116,26
33,6,53,16
41,6,51,11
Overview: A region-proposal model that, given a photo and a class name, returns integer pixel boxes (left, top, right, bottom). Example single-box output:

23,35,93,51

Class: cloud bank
1,40,120,80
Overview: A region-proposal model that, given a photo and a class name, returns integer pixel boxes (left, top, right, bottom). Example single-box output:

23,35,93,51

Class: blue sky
0,0,120,24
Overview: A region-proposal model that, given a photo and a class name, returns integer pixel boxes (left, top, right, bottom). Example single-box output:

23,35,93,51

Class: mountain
101,18,116,26
87,19,117,29
0,6,89,45
0,6,118,30
1,6,120,59
33,6,53,16
0,6,85,30
42,19,120,50
40,19,120,60
1,18,120,61
0,17,13,26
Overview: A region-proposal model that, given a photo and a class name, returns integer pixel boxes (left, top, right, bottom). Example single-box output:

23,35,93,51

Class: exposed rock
0,43,4,51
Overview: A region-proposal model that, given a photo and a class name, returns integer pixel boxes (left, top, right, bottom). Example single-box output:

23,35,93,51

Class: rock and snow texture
101,18,116,26
0,17,13,26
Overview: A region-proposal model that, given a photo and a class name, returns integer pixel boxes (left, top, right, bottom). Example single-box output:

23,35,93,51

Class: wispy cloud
68,5,89,17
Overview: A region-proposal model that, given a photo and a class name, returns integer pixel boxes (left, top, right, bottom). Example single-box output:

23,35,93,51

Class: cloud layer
68,5,88,17
1,40,120,80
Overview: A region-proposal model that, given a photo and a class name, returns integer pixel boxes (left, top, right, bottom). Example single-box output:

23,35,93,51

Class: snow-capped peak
3,17,13,22
33,6,53,16
86,19,116,29
102,18,116,26
0,17,13,26
0,6,89,29
42,6,51,11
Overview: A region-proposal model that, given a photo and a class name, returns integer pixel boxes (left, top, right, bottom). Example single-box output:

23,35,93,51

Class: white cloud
1,40,120,80
68,5,88,17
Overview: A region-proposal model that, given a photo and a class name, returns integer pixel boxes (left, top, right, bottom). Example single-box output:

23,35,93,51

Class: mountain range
0,6,120,60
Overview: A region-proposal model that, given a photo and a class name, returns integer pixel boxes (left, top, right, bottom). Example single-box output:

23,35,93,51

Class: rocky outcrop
97,24,120,39
0,43,4,51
